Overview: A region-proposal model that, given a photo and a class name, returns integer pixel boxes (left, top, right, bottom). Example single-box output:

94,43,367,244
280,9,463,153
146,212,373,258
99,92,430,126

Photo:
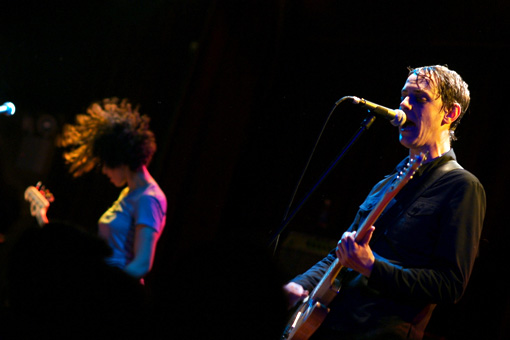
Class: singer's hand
336,226,375,277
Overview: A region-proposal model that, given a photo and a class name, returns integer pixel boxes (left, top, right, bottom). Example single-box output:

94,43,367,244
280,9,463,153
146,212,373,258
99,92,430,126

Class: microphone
350,96,406,126
0,102,16,116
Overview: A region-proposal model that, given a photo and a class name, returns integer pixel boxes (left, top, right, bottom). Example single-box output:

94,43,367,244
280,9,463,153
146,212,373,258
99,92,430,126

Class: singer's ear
443,103,461,126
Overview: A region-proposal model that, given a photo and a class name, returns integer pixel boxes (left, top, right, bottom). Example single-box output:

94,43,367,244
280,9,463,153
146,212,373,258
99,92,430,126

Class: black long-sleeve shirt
291,149,486,339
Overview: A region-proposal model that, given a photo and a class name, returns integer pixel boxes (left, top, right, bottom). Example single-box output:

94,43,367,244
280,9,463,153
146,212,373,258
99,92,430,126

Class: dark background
0,0,509,338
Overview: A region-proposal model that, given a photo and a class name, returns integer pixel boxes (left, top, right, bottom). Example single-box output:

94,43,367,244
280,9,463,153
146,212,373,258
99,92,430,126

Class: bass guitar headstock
24,182,54,227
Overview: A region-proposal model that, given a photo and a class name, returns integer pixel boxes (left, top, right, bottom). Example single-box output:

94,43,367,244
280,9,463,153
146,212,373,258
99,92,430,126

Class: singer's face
398,73,449,156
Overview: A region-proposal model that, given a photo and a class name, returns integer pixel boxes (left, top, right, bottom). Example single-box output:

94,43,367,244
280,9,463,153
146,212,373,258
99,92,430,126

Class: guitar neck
309,182,395,302
310,153,427,300
309,257,342,303
354,180,396,243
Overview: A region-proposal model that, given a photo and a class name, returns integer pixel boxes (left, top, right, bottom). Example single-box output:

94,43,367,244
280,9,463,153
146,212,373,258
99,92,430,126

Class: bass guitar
282,152,427,340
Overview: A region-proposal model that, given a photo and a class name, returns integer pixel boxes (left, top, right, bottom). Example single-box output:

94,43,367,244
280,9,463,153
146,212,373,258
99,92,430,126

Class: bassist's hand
283,282,309,310
336,226,376,277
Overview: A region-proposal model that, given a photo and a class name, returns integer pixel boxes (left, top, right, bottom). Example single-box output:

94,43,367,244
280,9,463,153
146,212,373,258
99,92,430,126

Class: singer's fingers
359,226,376,246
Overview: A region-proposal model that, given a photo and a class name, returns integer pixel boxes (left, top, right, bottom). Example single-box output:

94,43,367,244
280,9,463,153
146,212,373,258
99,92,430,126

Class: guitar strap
370,159,463,244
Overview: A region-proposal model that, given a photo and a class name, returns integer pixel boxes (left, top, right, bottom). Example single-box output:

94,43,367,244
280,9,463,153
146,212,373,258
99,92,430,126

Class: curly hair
59,97,156,177
408,65,470,141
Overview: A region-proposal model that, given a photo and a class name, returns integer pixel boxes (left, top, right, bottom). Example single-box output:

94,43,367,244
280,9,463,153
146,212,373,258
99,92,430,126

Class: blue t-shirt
98,182,167,269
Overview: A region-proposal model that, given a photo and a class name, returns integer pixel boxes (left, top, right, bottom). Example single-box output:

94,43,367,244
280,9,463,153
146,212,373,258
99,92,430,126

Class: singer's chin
398,131,416,150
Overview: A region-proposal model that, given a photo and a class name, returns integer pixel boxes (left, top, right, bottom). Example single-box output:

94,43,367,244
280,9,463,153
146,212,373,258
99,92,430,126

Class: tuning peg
34,181,54,202
45,191,55,203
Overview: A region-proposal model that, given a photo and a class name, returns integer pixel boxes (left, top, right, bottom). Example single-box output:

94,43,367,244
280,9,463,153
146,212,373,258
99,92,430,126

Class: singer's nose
399,96,411,111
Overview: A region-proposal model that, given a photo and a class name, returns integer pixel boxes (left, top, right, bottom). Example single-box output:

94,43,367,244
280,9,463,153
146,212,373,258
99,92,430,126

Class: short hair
59,97,156,177
408,65,470,140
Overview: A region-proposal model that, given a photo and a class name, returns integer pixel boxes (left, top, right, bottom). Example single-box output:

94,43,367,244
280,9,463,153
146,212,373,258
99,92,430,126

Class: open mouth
401,120,416,129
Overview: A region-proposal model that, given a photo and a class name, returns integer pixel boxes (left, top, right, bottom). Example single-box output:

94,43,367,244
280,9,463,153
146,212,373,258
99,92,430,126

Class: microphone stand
268,113,377,249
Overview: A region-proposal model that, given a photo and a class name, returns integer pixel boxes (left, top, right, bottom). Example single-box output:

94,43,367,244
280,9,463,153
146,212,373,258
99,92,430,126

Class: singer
283,65,486,340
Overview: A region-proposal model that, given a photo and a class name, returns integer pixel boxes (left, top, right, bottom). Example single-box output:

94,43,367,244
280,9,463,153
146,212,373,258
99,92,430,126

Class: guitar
24,182,54,227
282,152,427,340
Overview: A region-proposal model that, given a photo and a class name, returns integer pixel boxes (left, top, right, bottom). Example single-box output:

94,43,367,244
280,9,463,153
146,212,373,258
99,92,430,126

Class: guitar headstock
390,152,428,191
24,182,54,227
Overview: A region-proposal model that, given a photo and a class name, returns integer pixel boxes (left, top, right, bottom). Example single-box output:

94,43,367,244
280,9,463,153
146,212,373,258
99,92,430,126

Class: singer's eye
407,93,429,105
